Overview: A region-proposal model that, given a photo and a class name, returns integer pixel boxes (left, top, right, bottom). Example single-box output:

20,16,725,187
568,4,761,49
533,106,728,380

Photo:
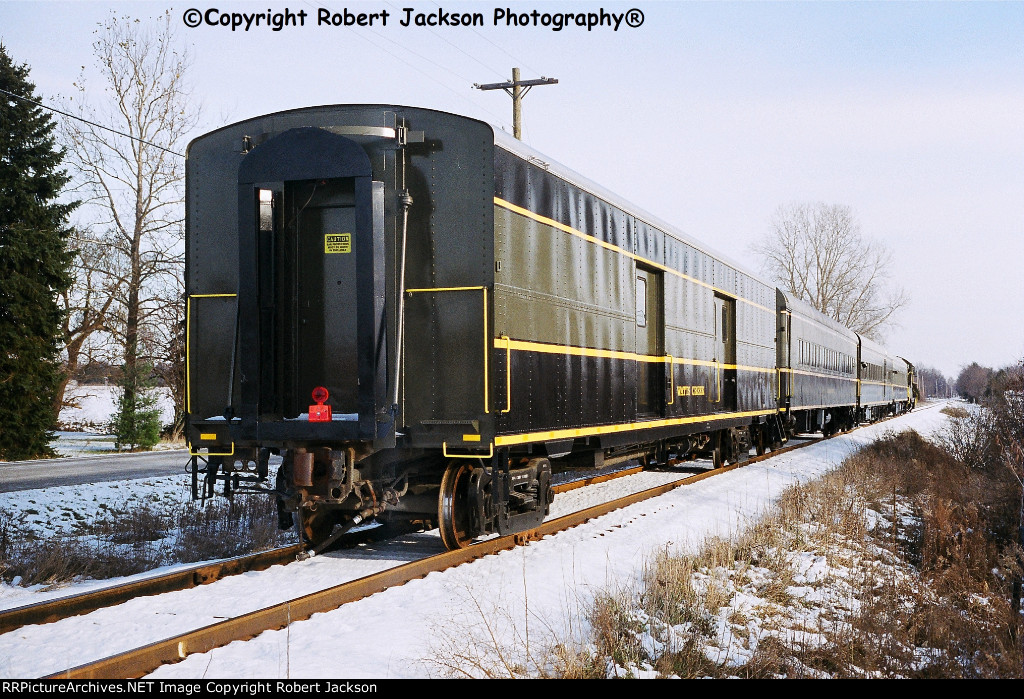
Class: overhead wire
0,86,185,157
441,0,547,77
300,0,514,132
384,1,507,82
414,0,556,141
2,5,545,152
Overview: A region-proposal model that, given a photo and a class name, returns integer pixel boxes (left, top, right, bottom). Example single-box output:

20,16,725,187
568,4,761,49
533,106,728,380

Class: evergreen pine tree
0,44,76,460
110,361,162,451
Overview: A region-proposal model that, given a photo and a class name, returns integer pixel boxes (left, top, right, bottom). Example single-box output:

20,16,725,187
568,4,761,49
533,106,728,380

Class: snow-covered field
0,402,953,679
52,382,177,457
0,473,192,541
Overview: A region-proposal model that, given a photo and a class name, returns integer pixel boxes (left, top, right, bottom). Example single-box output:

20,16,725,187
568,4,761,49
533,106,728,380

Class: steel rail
2,465,646,636
0,544,304,635
552,465,644,493
44,432,830,679
3,465,650,636
38,405,933,678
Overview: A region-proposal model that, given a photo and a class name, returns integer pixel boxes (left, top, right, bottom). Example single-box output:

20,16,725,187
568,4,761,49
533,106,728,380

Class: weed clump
0,494,291,587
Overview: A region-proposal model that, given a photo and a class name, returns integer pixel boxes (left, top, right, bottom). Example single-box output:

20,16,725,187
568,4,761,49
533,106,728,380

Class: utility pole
474,67,558,139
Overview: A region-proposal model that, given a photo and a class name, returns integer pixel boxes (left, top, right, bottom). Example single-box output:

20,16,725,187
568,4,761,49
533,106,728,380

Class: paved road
0,450,195,493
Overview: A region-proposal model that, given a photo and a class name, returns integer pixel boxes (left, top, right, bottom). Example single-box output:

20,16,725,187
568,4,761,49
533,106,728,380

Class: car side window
635,276,647,327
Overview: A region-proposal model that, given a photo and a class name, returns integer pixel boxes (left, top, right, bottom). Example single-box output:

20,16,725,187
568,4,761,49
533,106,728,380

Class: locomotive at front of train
891,356,914,414
185,105,548,549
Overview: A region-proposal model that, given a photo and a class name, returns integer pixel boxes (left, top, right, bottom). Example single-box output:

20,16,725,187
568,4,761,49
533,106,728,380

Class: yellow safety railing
666,355,675,405
710,360,722,404
501,335,512,414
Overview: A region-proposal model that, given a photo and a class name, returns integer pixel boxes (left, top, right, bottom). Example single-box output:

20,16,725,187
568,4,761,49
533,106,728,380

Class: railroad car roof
493,130,909,365
858,333,892,360
185,103,460,153
186,104,910,367
492,128,774,291
188,104,773,290
776,289,859,341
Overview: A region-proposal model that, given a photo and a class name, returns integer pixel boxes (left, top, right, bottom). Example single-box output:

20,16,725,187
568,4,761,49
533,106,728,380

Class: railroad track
39,432,835,679
0,522,413,636
13,409,934,679
0,544,300,636
0,464,648,637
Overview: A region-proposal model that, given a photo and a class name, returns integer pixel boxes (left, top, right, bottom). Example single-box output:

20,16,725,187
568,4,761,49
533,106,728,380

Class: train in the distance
184,105,916,551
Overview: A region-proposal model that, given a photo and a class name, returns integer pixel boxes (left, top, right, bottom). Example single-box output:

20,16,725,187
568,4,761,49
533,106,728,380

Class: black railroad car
490,133,783,468
185,105,790,549
857,334,892,421
777,290,859,436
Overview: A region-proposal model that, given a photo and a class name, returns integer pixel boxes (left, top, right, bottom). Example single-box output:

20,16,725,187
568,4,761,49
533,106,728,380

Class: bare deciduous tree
915,364,954,399
955,362,993,404
151,287,186,437
60,10,198,436
753,202,908,341
54,228,118,415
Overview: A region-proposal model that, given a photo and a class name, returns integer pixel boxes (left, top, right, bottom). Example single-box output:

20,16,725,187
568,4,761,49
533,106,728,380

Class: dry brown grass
430,428,1022,678
940,405,970,419
426,575,607,679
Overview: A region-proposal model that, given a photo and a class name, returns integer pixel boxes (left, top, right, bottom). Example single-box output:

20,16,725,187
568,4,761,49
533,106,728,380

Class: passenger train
184,105,917,550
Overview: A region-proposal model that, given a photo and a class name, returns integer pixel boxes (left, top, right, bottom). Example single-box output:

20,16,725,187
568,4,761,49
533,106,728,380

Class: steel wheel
754,425,766,456
711,432,725,468
439,461,475,550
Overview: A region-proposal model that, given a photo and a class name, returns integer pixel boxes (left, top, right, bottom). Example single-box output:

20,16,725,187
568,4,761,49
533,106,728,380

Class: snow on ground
59,382,176,431
51,382,177,457
0,403,953,679
0,474,193,540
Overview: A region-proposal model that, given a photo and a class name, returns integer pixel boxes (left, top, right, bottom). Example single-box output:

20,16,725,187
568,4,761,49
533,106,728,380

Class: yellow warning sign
325,233,352,254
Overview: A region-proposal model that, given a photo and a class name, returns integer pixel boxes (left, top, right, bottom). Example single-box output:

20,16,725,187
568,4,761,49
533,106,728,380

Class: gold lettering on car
675,385,707,397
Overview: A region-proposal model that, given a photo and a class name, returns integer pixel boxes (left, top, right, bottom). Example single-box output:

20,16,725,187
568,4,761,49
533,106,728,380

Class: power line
362,26,478,89
3,9,535,155
385,1,507,82
354,26,513,128
300,0,513,131
448,3,546,78
0,86,185,158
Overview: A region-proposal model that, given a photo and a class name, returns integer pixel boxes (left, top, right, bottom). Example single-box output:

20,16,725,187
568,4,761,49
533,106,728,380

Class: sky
0,402,954,678
1,1,1022,378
